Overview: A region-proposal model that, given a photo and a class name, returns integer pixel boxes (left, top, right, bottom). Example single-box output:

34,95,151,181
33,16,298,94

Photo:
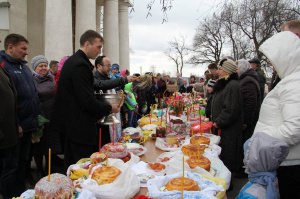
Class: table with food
18,93,231,199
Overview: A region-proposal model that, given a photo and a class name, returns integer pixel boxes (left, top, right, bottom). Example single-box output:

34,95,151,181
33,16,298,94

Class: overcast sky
128,0,224,77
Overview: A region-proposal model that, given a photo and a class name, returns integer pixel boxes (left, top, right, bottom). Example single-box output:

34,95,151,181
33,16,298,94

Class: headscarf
237,59,251,76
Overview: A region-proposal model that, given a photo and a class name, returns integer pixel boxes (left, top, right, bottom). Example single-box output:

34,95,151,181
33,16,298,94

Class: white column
9,0,27,37
118,0,130,71
96,0,102,33
45,0,73,62
75,0,96,50
103,0,119,64
27,0,45,61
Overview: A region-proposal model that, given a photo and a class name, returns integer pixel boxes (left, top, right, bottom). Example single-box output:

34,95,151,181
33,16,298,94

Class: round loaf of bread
90,152,107,164
166,177,200,191
190,135,210,145
187,156,211,171
181,144,206,157
91,166,121,185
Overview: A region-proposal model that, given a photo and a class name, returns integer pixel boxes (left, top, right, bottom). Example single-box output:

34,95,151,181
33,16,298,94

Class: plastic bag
81,159,140,199
147,171,223,199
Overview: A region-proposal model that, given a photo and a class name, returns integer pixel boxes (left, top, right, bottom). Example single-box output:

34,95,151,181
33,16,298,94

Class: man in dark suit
52,30,120,166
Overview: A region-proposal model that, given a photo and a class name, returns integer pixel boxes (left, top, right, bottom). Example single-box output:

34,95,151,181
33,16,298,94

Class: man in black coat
52,30,120,166
93,55,135,145
0,65,18,199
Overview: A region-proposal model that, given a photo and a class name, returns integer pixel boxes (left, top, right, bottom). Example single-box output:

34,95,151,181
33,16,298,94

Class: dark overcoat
0,67,18,149
211,73,243,172
239,69,261,142
52,50,112,146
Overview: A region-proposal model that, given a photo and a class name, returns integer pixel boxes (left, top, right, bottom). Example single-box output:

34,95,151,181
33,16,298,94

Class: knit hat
207,79,216,87
237,59,251,76
218,58,237,75
31,55,48,71
248,58,260,65
111,63,119,71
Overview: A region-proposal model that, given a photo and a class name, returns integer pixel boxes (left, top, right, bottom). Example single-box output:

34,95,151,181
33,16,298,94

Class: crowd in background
1,20,300,199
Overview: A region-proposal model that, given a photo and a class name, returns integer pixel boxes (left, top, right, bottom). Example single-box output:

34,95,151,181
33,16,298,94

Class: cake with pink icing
34,173,74,199
101,143,128,159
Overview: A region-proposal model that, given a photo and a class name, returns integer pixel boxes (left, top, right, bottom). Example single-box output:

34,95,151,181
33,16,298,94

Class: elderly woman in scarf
31,55,57,177
237,59,261,144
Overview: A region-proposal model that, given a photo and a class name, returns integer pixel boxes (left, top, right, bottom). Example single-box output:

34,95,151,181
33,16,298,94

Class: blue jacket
0,51,40,132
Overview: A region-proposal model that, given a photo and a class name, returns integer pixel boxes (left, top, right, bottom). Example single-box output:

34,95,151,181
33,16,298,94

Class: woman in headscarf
237,59,261,143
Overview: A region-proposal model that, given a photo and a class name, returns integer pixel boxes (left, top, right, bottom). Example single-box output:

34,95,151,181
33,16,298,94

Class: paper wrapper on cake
34,173,74,199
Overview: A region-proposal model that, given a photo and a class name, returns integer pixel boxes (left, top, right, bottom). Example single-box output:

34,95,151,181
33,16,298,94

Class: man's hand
127,76,138,82
111,104,121,113
213,122,219,128
18,126,23,138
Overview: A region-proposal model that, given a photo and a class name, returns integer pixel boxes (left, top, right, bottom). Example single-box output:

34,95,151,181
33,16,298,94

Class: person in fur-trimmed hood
211,58,244,176
249,31,300,199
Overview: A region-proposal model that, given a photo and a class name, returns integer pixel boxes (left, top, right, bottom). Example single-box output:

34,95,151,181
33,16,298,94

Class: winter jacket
0,51,40,132
93,70,128,93
52,50,112,145
211,73,243,171
239,69,261,142
254,31,300,166
33,73,56,120
255,67,266,101
124,82,137,111
0,66,18,149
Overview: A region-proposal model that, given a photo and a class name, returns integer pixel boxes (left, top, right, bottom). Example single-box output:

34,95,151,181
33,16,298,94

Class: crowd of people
0,20,300,199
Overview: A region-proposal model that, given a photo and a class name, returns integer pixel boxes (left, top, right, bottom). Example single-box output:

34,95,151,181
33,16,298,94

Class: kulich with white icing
34,173,74,199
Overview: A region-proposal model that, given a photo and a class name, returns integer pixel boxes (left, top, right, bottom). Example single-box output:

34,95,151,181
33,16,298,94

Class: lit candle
182,155,184,198
112,122,115,144
99,128,102,152
48,148,51,181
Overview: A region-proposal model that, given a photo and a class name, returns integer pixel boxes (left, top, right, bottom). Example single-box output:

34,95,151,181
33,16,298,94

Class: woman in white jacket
250,31,300,198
